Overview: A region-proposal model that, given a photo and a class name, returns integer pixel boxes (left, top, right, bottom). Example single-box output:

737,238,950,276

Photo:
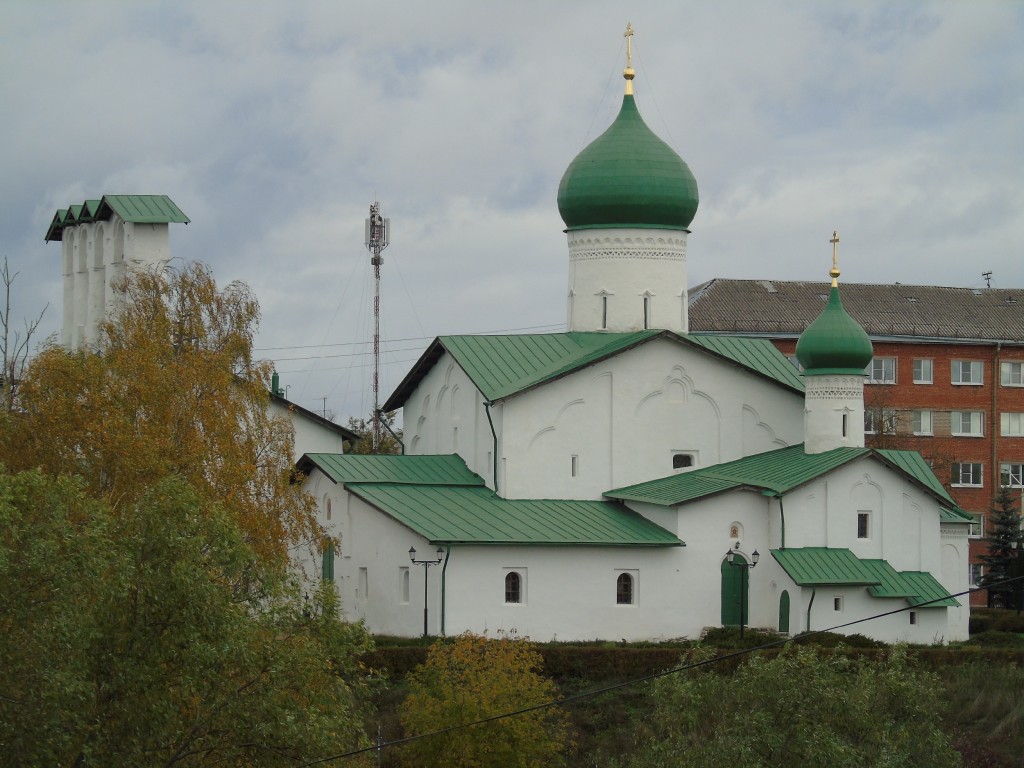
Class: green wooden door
778,590,791,633
720,555,748,626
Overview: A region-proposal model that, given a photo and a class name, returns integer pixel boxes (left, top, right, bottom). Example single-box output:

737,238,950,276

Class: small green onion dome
796,286,874,376
557,94,699,231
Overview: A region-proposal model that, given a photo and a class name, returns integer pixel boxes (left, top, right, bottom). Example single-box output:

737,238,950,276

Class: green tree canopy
623,645,959,768
0,469,374,766
399,632,573,767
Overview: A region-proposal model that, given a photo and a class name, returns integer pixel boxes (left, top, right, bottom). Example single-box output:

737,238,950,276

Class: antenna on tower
365,202,390,453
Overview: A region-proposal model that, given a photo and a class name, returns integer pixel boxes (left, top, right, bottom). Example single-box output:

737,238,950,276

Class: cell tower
364,202,390,453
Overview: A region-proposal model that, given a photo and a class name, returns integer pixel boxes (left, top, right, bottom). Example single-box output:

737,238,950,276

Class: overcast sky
3,0,1022,424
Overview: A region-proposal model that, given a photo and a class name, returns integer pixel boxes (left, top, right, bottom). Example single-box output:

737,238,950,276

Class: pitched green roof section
300,453,484,487
687,334,805,392
773,549,958,608
348,484,683,547
876,449,955,505
772,547,880,586
438,331,659,402
940,506,974,524
607,444,866,505
860,560,959,606
45,194,189,241
386,329,803,410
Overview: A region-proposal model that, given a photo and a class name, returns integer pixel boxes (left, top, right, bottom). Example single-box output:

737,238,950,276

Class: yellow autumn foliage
399,632,573,767
0,262,318,568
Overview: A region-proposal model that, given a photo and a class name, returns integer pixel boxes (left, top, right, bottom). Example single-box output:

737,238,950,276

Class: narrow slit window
643,296,650,329
601,295,608,329
571,454,579,477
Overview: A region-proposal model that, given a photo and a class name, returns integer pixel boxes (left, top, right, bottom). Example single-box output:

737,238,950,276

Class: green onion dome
795,286,874,376
557,94,699,231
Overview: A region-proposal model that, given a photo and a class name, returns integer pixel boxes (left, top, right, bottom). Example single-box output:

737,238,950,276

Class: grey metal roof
689,278,1024,342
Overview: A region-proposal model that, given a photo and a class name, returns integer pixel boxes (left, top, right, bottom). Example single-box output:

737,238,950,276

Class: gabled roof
383,330,803,410
347,483,683,547
771,548,959,608
298,453,483,487
605,444,960,510
298,453,680,546
690,278,1024,343
270,393,359,443
45,194,189,241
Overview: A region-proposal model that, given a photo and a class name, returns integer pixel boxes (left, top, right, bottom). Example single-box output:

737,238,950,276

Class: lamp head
408,546,416,562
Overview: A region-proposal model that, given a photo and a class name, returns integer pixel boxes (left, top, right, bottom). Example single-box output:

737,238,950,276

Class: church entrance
720,555,748,626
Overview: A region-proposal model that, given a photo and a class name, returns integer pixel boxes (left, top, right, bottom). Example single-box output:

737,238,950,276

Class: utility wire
254,323,564,353
293,576,1015,766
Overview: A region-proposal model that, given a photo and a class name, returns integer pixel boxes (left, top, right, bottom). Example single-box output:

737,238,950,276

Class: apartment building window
866,357,896,384
913,358,933,384
865,408,897,435
969,515,984,539
911,410,933,436
951,462,984,487
970,563,984,586
951,411,984,437
1001,361,1024,387
951,360,983,385
1000,463,1024,488
1002,413,1024,436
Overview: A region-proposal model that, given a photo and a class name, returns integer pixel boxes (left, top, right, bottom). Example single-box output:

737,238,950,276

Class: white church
294,47,971,644
45,39,971,645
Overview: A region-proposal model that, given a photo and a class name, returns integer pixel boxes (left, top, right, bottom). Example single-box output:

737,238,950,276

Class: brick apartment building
689,279,1024,606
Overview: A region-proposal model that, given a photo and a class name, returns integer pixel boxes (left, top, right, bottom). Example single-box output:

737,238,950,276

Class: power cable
293,576,1012,766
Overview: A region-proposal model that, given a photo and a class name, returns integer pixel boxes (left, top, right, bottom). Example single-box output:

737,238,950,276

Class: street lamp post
409,545,444,637
725,543,760,639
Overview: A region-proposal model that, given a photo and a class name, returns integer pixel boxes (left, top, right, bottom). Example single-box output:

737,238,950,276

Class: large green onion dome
796,281,873,376
557,93,699,231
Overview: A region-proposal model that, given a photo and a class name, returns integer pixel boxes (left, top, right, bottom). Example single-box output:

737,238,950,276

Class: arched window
672,453,693,470
616,572,634,605
505,571,522,604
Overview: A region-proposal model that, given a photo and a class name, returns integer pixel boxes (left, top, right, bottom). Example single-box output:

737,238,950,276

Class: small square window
913,358,933,384
833,596,844,612
952,360,983,385
909,611,918,625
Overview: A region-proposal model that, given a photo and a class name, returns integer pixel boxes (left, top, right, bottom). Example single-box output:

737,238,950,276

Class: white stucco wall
268,398,349,457
566,228,689,333
498,337,804,499
61,218,171,350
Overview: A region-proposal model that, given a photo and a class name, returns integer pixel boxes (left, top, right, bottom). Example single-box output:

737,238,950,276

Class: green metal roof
607,444,866,505
773,549,958,608
876,449,955,505
860,559,960,606
687,334,805,391
45,194,189,241
347,483,683,547
557,94,699,231
795,285,873,375
299,453,484,487
939,506,974,524
772,547,879,585
384,330,803,410
607,444,955,511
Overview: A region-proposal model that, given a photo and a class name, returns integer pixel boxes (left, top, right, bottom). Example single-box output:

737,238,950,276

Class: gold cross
623,23,636,95
830,230,841,286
